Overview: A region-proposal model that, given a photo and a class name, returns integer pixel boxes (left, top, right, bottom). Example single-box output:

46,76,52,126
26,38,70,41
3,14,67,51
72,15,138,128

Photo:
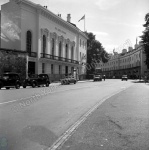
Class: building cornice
107,47,143,62
17,0,88,39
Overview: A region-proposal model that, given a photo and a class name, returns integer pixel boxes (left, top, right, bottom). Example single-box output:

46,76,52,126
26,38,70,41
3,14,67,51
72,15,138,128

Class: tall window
80,52,82,61
26,31,32,53
43,35,46,54
51,38,55,55
59,65,61,74
51,64,54,74
71,46,74,60
59,41,62,57
65,44,68,59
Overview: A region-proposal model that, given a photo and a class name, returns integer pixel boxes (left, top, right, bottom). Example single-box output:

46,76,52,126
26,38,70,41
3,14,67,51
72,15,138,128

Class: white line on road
0,85,93,105
47,86,131,150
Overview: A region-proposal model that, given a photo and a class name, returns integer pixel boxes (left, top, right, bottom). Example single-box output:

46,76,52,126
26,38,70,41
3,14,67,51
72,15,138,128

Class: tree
84,32,108,78
140,13,149,69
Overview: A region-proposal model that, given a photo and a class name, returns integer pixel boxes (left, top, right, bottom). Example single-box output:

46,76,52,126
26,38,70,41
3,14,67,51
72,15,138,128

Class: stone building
0,0,88,81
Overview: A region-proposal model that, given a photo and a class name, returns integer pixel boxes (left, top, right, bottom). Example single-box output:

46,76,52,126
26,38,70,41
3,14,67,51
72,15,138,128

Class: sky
0,0,149,53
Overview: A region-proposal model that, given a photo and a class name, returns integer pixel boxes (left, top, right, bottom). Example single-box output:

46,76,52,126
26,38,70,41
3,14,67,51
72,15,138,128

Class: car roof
3,72,19,75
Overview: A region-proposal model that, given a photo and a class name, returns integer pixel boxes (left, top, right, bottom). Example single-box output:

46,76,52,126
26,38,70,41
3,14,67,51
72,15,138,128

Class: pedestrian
103,75,106,81
144,75,147,84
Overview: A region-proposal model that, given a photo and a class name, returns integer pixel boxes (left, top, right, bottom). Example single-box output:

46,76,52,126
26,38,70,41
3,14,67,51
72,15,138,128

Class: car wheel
32,82,36,88
15,83,20,89
46,82,49,87
23,84,26,88
74,81,76,84
0,82,3,89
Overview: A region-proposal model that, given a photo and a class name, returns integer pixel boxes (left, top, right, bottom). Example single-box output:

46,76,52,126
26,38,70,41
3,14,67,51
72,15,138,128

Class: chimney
67,14,71,22
58,14,61,17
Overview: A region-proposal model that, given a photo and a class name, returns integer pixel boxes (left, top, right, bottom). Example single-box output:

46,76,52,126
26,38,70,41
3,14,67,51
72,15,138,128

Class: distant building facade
97,42,148,79
0,0,88,81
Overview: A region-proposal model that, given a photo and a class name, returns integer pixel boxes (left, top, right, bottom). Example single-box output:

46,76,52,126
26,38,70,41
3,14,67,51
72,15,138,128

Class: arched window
71,46,74,60
59,41,62,57
51,38,55,56
65,44,68,59
26,31,32,53
43,35,46,54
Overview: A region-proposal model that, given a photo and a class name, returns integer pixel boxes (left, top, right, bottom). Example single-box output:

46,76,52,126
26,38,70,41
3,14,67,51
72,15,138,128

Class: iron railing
40,53,79,64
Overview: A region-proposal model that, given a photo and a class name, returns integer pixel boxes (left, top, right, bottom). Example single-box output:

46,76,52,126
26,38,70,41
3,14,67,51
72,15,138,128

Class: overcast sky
0,0,149,53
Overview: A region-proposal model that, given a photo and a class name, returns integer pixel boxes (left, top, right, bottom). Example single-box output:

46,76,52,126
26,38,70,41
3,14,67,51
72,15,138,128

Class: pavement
52,79,93,84
49,81,149,150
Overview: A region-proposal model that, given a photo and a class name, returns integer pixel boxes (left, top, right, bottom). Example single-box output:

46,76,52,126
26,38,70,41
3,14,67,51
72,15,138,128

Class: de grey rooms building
1,0,88,81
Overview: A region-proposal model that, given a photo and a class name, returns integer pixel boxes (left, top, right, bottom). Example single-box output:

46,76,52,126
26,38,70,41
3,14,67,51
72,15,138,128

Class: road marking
0,85,94,105
0,84,61,105
47,86,130,150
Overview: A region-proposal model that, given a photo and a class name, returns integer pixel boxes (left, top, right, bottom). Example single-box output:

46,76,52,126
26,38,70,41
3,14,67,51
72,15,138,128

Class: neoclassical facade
97,43,148,79
1,0,88,80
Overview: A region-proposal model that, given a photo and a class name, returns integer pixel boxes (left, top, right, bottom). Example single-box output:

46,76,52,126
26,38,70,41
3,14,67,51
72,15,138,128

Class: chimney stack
67,14,71,22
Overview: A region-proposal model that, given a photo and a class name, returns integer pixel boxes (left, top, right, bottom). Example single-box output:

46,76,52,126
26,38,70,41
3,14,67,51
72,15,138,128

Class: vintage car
121,75,128,81
0,72,21,89
22,73,50,88
93,74,102,81
61,75,77,85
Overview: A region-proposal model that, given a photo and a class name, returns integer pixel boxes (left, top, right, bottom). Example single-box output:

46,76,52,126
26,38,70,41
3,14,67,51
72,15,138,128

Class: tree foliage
140,13,149,69
0,49,27,80
84,31,108,76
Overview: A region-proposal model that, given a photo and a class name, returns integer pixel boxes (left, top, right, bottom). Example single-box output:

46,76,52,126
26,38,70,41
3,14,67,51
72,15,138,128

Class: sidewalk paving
52,79,93,84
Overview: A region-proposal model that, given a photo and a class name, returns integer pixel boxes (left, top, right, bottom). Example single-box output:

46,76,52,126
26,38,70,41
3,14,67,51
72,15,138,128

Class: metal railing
28,52,37,57
40,53,79,64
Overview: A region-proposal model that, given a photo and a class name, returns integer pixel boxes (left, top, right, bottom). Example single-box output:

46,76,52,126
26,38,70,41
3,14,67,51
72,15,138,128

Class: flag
78,15,85,22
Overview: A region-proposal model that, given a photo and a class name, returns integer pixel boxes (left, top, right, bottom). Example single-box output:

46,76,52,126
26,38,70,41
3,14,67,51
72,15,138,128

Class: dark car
61,75,77,85
121,75,128,81
22,73,50,88
0,72,21,89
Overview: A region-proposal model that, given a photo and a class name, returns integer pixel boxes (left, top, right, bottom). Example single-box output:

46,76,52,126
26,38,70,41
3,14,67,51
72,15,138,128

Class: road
0,79,146,150
59,81,149,150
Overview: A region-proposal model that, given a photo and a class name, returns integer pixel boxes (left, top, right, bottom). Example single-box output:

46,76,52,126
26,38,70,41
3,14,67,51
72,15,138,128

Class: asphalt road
0,79,144,150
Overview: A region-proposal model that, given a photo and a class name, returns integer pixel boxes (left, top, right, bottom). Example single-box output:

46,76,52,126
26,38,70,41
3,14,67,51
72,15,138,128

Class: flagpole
84,16,85,32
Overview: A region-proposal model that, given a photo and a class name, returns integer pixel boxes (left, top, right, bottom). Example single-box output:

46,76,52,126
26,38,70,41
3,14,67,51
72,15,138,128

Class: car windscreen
2,74,10,79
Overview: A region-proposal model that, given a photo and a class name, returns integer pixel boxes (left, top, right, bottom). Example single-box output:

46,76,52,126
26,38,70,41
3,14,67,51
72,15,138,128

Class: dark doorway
28,61,35,74
65,66,68,75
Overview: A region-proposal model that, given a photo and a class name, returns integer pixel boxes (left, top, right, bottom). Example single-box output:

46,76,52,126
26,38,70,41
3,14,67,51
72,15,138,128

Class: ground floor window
59,65,61,74
51,64,54,74
65,66,68,75
28,61,35,74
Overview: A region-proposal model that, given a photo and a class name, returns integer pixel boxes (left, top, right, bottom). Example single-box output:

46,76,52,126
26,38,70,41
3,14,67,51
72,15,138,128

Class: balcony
28,52,37,57
40,53,79,64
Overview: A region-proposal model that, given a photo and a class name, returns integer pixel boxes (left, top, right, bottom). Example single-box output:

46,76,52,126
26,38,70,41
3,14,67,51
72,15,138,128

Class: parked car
121,75,128,81
0,72,21,89
61,75,77,85
93,74,102,81
22,73,50,88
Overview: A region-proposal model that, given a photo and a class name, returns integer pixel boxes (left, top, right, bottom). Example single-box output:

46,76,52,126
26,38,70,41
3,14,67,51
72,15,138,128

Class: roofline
19,0,88,39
